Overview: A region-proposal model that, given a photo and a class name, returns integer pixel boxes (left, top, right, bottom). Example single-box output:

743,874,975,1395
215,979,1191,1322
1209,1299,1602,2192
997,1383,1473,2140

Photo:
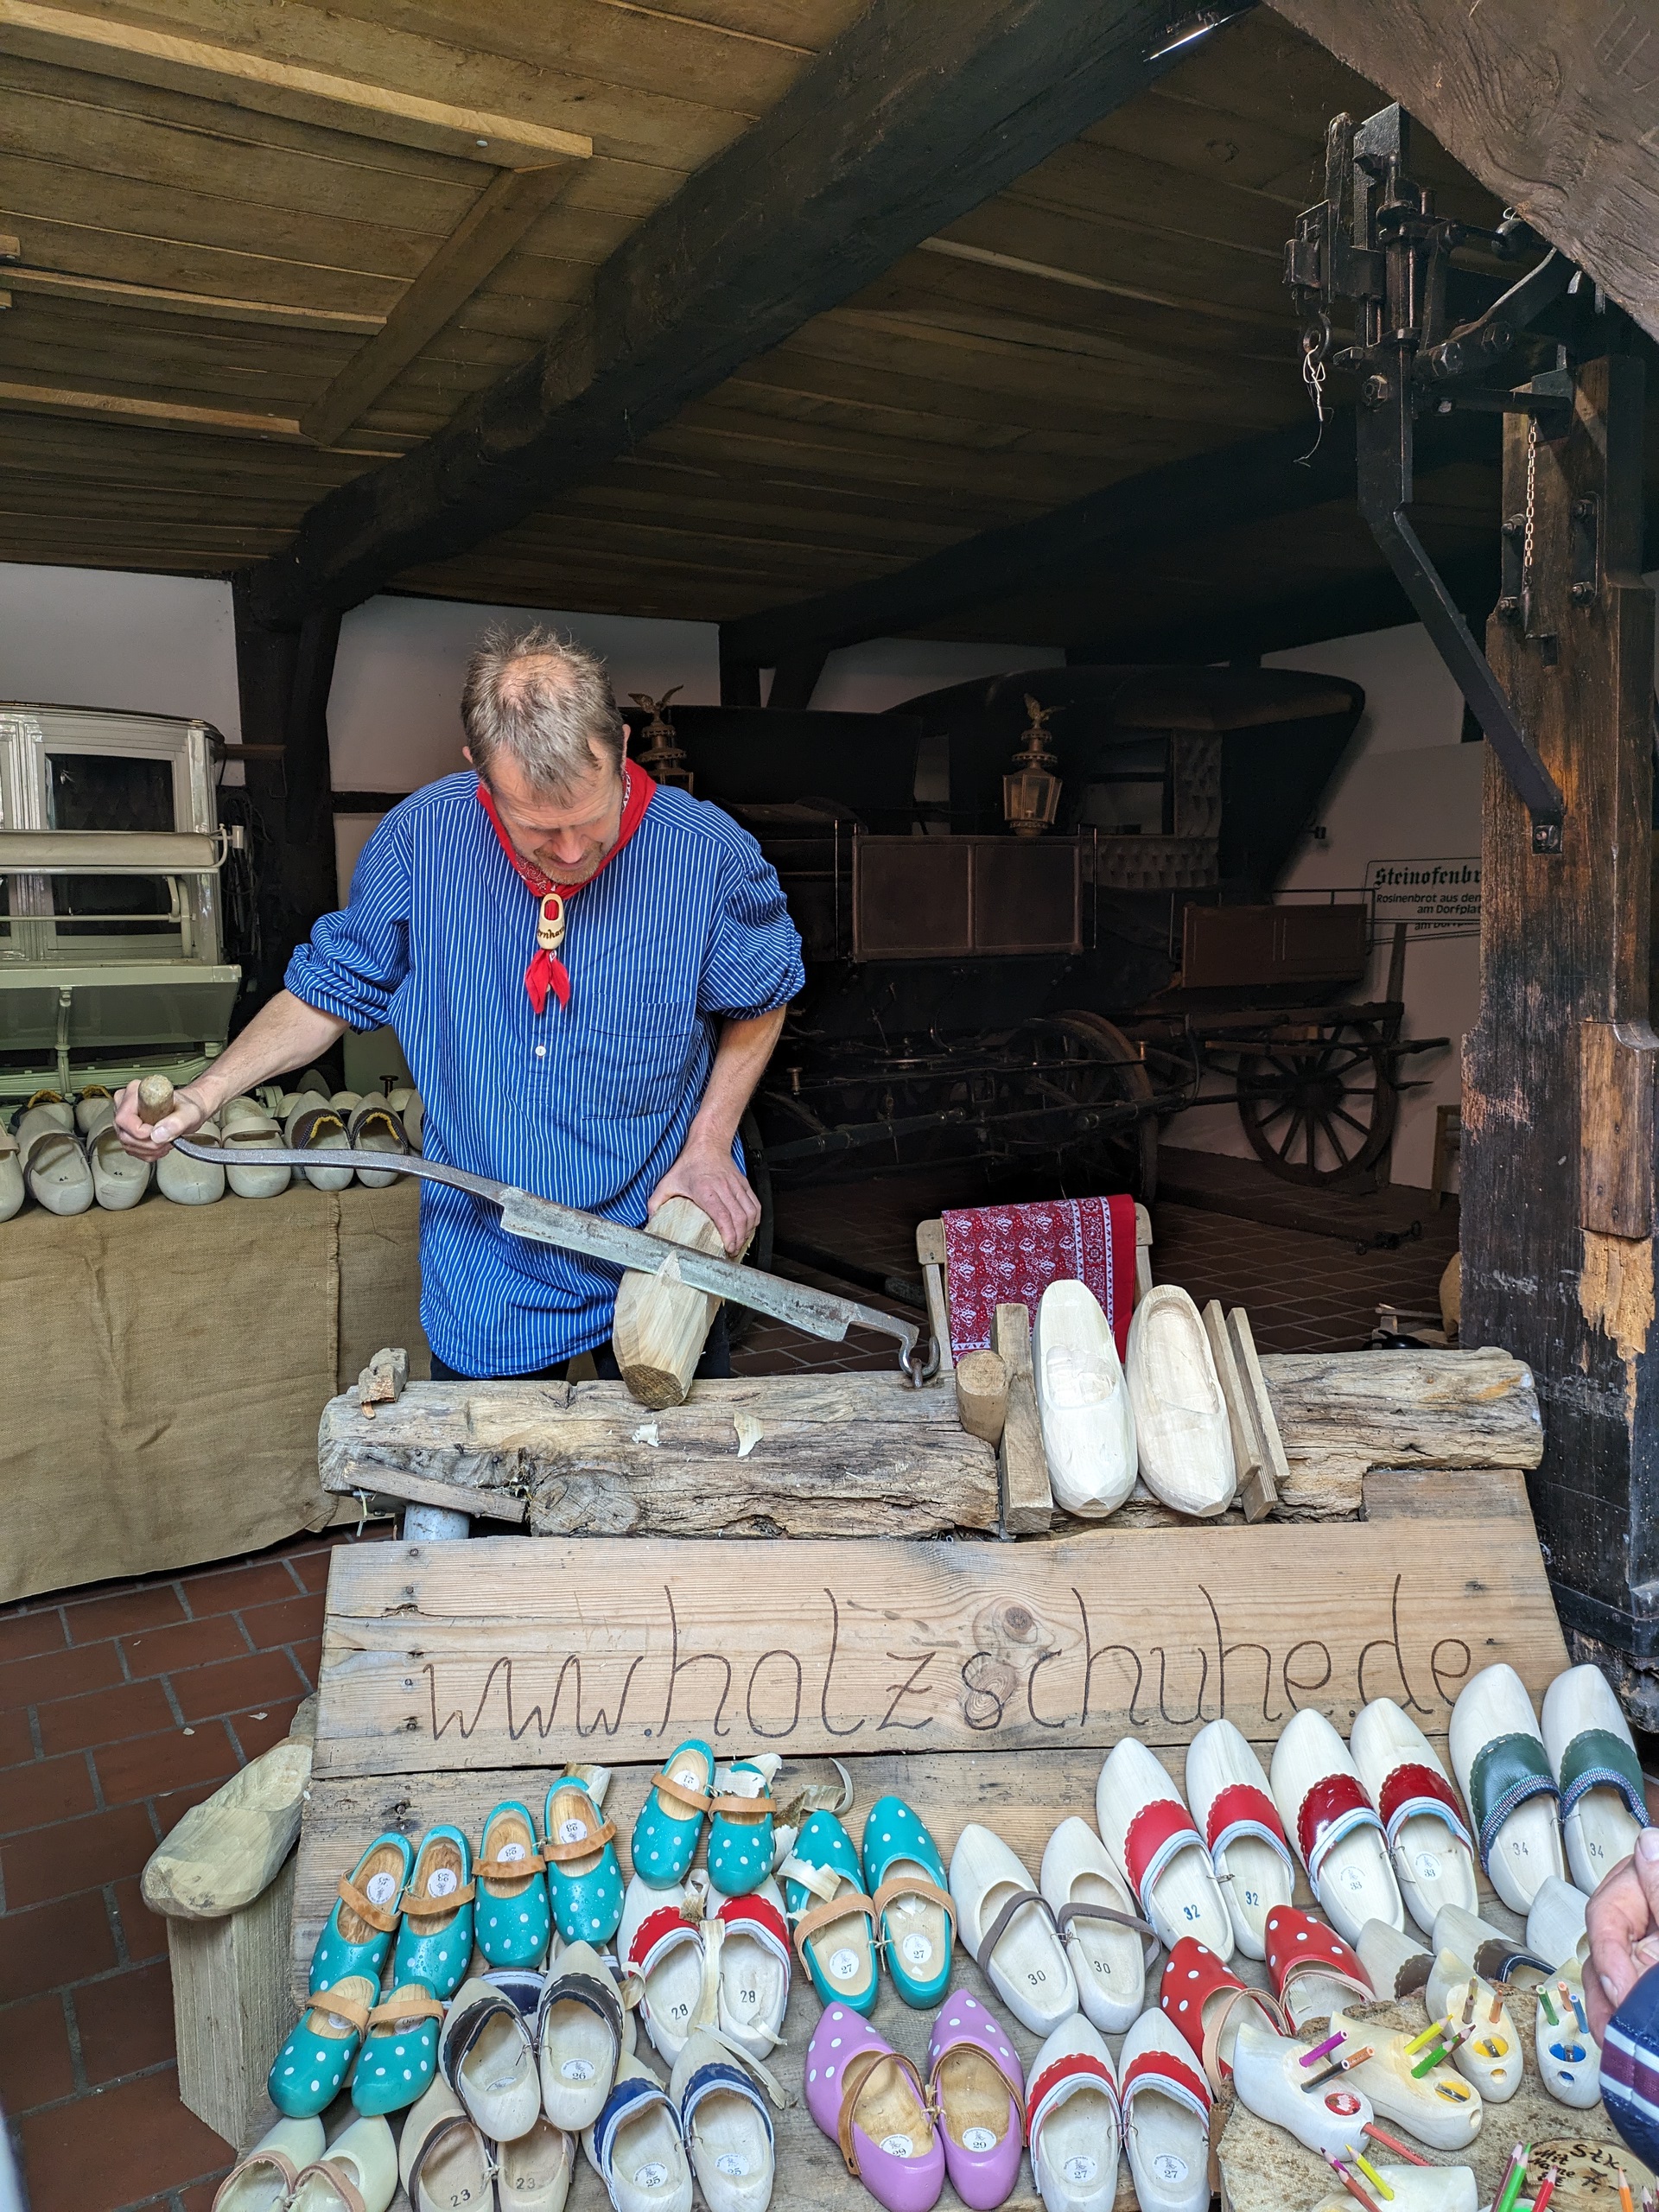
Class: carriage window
45,752,178,936
1077,736,1172,836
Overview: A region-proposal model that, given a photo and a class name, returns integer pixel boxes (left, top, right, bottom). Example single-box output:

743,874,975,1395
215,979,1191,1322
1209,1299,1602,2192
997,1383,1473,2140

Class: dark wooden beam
247,0,1192,625
766,651,830,712
723,410,1497,665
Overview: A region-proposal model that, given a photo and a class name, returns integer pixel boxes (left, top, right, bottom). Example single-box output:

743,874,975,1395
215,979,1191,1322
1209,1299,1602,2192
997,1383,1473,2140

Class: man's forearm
683,1007,786,1154
192,991,349,1116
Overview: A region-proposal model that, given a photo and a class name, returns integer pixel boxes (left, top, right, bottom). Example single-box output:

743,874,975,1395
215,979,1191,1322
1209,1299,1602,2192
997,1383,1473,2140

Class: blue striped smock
285,772,804,1376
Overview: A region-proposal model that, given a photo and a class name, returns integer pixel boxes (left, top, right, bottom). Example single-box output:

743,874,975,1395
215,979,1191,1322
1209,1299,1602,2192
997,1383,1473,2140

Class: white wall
0,563,242,740
804,637,1065,714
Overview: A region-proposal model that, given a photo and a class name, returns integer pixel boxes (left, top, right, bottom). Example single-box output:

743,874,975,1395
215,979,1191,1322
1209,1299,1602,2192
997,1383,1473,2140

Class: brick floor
0,1155,1455,2208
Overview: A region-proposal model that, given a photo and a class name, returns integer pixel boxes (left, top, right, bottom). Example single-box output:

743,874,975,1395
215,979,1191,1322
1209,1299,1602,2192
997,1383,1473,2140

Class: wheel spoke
1274,1107,1307,1161
1314,1106,1351,1166
1332,1105,1372,1138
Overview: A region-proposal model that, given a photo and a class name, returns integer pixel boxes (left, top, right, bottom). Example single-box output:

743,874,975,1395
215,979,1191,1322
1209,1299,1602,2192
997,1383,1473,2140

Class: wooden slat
994,1302,1052,1537
0,264,382,334
308,1508,1568,1778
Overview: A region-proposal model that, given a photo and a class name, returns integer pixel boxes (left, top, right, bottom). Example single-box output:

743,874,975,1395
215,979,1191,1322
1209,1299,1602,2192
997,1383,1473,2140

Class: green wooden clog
391,1825,475,1999
631,1738,714,1891
348,1984,445,2116
269,1974,377,2117
783,1809,879,2014
306,1829,415,1995
476,1800,554,1968
861,1794,956,2006
707,1758,775,1897
543,1777,625,1946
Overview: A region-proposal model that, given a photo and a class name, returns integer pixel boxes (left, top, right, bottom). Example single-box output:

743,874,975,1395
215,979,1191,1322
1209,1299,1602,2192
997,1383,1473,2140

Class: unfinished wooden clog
1424,1948,1521,2101
1325,2005,1482,2152
1272,1708,1403,1943
950,1821,1078,2036
142,1735,312,1919
1124,1284,1236,1516
1039,1815,1150,2033
1310,2169,1477,2212
1230,2015,1376,2161
1429,1903,1549,1986
1185,1718,1296,1959
1527,1872,1590,1971
1356,1918,1433,2001
1535,1965,1600,2107
1033,1280,1138,1518
1448,1662,1565,1911
1542,1661,1649,1894
1096,1737,1233,1960
1350,1699,1478,1936
1117,2007,1211,2212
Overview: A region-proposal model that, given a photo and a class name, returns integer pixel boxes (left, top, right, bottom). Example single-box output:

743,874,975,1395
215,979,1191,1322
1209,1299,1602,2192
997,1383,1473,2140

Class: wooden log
955,1348,1008,1446
143,1736,312,1920
356,1343,407,1417
1226,1307,1285,1523
1202,1299,1269,1522
308,1511,1567,1779
168,1852,296,2153
609,1195,744,1410
318,1373,999,1540
995,1302,1052,1536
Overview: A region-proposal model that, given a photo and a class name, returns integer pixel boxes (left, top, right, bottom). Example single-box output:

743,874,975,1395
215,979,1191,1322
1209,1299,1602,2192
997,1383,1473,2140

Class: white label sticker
675,1769,701,1789
1413,1850,1442,1881
560,2058,596,2082
1063,2157,1097,2184
715,2155,747,2177
558,1817,588,1845
364,1871,398,1907
322,2012,353,2033
498,1841,527,1865
428,1866,459,1897
829,1947,861,1980
962,2127,998,2152
880,2136,913,2159
1152,2153,1189,2183
900,1933,933,1967
634,2164,669,2189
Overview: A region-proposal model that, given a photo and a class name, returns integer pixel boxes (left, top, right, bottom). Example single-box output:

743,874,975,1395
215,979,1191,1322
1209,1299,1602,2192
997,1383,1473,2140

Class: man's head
461,626,629,882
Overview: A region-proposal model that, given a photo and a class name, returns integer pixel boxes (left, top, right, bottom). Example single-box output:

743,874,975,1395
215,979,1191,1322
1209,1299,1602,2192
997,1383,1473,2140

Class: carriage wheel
1039,1012,1160,1201
1236,1021,1398,1185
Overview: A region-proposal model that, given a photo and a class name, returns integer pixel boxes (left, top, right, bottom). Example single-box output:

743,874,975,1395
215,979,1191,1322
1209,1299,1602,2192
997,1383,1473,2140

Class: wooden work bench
260,1339,1632,2211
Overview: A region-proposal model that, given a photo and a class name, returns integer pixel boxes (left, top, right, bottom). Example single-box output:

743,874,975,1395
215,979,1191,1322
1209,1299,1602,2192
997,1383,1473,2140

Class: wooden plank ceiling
0,1,1640,652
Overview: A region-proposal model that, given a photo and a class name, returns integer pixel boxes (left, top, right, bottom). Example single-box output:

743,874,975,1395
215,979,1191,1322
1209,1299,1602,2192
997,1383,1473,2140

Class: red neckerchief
476,760,655,1013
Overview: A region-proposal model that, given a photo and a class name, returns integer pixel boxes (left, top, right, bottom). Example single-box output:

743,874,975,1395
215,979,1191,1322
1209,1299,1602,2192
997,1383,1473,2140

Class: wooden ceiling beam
0,240,383,333
0,0,593,169
0,374,400,452
245,0,1192,626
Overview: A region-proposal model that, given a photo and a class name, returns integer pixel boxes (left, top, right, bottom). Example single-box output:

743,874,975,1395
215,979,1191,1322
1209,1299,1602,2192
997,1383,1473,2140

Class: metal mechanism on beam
1287,105,1572,853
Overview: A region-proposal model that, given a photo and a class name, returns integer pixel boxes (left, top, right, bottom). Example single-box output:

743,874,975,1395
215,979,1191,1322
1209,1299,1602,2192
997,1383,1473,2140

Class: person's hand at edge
111,1078,211,1162
1586,1826,1659,2037
648,1135,760,1258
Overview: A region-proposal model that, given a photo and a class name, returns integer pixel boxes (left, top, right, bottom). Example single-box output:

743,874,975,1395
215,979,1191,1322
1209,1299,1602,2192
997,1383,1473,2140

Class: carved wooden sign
313,1522,1567,1778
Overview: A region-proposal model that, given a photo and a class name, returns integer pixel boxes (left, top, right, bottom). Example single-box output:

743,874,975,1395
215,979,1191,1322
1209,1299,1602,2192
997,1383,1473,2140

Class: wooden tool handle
137,1075,176,1126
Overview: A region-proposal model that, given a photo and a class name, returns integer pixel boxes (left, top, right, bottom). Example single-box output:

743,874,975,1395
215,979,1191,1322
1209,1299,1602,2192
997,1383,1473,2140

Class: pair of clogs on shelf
1027,2010,1211,2212
213,2114,399,2212
950,1823,1079,2037
1032,1280,1236,1519
804,1990,1025,2212
269,1825,475,2121
397,2073,571,2211
620,1870,791,2065
785,1796,955,2015
437,1943,628,2144
1096,1736,1234,1963
578,2031,781,2212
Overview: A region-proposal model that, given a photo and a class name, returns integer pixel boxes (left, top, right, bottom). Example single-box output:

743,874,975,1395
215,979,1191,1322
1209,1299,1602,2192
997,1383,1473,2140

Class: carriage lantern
628,686,695,791
1002,695,1062,836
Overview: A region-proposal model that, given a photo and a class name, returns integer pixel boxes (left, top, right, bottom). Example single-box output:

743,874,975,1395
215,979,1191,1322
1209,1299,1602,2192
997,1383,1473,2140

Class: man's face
470,738,626,884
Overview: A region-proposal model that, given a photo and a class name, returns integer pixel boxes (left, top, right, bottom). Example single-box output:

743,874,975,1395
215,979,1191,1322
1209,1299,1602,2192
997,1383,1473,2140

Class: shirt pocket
570,1017,704,1119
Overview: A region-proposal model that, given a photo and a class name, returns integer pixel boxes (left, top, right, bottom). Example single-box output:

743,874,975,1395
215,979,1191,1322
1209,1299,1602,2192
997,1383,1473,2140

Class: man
116,629,804,1380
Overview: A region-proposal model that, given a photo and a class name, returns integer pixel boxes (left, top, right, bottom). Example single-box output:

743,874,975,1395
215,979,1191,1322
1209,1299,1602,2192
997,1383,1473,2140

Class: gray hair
461,625,626,795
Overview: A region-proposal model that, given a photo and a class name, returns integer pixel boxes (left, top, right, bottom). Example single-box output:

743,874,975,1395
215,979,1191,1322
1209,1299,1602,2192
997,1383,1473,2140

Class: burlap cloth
1,1178,427,1601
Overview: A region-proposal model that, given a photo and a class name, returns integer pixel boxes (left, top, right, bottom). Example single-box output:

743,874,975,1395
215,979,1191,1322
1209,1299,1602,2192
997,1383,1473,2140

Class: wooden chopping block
955,1348,1009,1446
612,1196,751,1409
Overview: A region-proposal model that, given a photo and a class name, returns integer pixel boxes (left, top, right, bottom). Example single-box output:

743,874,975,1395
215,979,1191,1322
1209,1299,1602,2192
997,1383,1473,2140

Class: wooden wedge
1201,1300,1269,1522
1226,1307,1287,1515
996,1302,1054,1535
142,1735,313,1920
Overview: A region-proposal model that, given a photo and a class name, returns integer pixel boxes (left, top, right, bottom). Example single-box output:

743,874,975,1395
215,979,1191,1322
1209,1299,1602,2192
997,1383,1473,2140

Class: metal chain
1522,416,1539,590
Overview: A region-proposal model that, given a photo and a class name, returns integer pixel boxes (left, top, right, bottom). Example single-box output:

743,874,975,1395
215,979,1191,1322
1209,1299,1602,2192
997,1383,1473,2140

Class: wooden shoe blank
1125,1285,1236,1516
1325,2007,1481,2152
143,1738,312,1920
1356,1918,1433,2001
1230,2017,1376,2161
1032,1281,1137,1518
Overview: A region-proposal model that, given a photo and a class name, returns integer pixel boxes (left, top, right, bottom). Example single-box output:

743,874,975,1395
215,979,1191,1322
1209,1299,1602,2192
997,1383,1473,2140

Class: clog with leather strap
861,1794,955,2008
632,1737,715,1891
926,1990,1026,2209
543,1777,626,1947
268,1974,379,2118
1158,1936,1287,2091
1262,1905,1375,2031
391,1825,474,2000
348,1983,447,2117
707,1758,776,1897
804,2004,945,2212
784,1810,880,2014
304,1829,416,1996
475,1800,552,1968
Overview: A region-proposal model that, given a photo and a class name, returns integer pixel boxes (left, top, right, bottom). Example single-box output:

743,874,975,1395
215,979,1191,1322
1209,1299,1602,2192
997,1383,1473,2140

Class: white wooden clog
398,2078,496,2212
1325,2006,1482,2152
1448,1662,1566,1911
1429,1903,1548,1987
1039,1817,1150,2033
212,2118,326,2211
1271,1709,1403,1943
1424,1948,1521,2102
1117,2006,1211,2212
1527,1873,1589,1972
1356,1917,1433,2001
496,2117,575,2210
1185,1719,1296,1959
288,2114,398,2212
1534,1963,1600,2107
1124,1284,1236,1516
1026,2013,1121,2212
1230,2015,1376,2161
1541,1662,1649,1894
949,1822,1078,2035
1032,1280,1138,1518
1096,1738,1233,1960
1350,1698,1478,1935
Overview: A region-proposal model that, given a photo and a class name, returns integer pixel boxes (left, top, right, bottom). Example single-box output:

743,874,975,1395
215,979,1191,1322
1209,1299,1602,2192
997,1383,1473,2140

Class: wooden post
168,1853,296,2152
611,1197,741,1408
1462,353,1659,1715
954,1348,1009,1446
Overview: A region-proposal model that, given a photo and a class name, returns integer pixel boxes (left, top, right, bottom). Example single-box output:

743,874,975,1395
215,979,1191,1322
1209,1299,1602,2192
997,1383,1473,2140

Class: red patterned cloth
941,1195,1137,1361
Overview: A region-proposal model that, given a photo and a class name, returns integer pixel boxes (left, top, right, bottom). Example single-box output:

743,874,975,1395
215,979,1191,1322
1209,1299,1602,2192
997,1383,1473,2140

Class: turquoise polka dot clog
861,1793,955,2006
348,1982,443,2116
268,1973,376,2118
307,1830,415,1996
630,1738,714,1891
707,1758,774,1897
476,1800,553,1969
783,1809,878,2015
391,1825,474,2001
543,1777,624,1948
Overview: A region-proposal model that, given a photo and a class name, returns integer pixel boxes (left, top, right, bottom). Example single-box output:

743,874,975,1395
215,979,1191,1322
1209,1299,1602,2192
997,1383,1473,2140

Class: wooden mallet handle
137,1075,176,1127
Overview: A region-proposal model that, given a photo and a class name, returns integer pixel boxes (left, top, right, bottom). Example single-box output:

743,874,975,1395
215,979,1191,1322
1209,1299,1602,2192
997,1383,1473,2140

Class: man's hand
111,1079,212,1162
648,1136,760,1258
1586,1827,1659,2037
